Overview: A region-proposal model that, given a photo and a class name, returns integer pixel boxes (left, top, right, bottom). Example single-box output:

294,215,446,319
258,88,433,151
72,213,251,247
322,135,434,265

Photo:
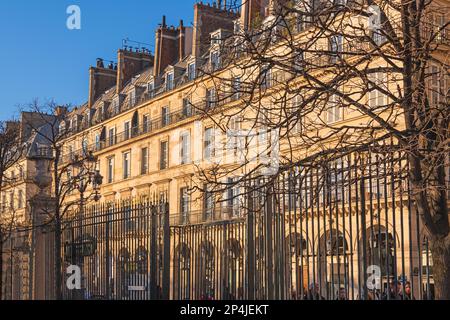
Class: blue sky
0,0,196,121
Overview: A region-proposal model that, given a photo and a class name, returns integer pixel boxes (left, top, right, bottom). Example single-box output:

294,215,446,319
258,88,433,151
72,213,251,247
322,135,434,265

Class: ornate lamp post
69,150,103,300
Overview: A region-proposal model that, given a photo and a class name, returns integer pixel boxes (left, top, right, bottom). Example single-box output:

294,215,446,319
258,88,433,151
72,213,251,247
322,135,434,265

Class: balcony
170,206,244,227
61,106,202,163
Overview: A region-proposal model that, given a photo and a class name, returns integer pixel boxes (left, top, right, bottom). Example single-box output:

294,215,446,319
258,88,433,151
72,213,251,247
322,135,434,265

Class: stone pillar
29,195,56,300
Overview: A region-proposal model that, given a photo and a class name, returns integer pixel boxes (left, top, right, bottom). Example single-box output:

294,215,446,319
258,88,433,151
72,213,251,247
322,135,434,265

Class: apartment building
1,0,448,300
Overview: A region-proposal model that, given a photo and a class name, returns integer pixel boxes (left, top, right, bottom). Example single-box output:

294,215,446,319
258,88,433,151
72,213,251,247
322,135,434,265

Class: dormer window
101,102,108,119
130,89,136,107
147,81,155,98
188,62,196,81
233,20,241,34
86,110,91,126
73,117,78,131
166,72,174,91
211,34,220,46
59,121,66,134
210,51,220,71
112,97,120,114
261,64,272,89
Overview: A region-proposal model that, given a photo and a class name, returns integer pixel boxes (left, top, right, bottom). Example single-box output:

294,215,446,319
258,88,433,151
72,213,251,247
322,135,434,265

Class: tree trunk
430,237,450,300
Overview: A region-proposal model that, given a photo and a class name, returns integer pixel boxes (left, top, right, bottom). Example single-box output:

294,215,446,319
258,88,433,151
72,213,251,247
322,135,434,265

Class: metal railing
34,147,441,300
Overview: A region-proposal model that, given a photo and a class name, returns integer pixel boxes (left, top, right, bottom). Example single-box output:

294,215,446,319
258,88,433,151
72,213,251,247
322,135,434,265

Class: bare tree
0,121,24,300
22,100,102,300
194,0,449,299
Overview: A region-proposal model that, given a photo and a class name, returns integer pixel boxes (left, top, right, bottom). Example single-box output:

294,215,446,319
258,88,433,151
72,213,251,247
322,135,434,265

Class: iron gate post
266,185,274,300
360,175,368,300
105,205,111,300
162,202,170,300
247,190,255,300
150,204,158,300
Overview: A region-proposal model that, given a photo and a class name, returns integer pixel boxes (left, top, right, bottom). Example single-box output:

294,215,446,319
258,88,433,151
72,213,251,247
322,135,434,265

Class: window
123,151,131,179
143,114,150,133
227,178,241,217
147,82,155,98
232,77,241,101
9,191,14,210
234,20,241,34
228,116,241,157
368,6,386,45
95,134,101,151
124,121,131,140
161,106,170,127
182,98,192,117
160,141,169,170
292,95,303,133
428,65,444,107
129,89,136,107
82,139,89,156
206,88,217,109
261,65,272,89
86,111,91,125
368,72,388,108
180,187,190,224
327,94,342,123
330,35,343,63
141,147,149,175
166,72,174,91
68,145,74,161
188,63,196,81
210,51,220,71
108,127,116,146
432,13,446,42
19,167,23,180
18,190,24,209
107,157,114,183
204,127,215,161
180,132,191,165
204,184,215,221
112,97,120,114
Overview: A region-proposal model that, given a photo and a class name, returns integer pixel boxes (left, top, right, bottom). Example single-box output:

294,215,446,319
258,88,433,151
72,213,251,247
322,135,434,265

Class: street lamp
69,150,103,300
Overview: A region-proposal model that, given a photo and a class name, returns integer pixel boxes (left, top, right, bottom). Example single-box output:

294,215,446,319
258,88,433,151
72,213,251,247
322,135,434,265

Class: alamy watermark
170,120,280,177
66,265,81,290
66,5,81,30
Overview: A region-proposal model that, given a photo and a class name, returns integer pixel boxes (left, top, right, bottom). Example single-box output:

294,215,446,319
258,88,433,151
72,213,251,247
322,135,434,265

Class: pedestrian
400,281,414,300
336,287,348,300
382,280,401,300
303,283,325,300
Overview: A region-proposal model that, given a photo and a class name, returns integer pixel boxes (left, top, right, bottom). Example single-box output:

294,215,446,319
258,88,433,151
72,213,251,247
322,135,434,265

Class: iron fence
56,148,440,300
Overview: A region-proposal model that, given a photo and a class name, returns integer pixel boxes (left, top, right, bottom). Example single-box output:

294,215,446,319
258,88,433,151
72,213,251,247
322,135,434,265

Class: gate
60,148,439,300
62,199,170,300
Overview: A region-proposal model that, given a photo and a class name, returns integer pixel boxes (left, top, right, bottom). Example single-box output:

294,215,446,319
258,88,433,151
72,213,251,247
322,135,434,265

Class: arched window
318,229,350,299
285,233,309,298
226,239,243,300
135,246,148,274
200,242,215,299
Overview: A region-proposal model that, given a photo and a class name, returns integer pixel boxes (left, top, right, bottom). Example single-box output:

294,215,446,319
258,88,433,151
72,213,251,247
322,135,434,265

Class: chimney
88,61,117,108
153,16,192,77
179,20,185,61
54,106,68,117
192,2,239,58
117,49,154,93
240,0,269,31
